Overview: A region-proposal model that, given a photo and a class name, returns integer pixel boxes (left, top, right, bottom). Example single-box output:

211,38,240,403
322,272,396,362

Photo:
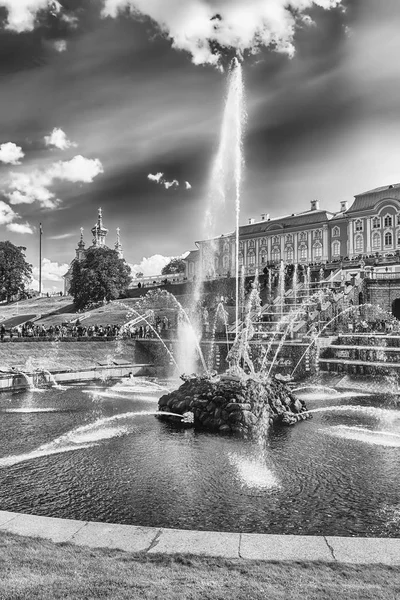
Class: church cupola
91,207,108,247
114,227,123,259
76,227,86,261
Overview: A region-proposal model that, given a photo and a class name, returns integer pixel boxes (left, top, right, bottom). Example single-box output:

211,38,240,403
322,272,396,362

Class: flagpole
39,223,42,296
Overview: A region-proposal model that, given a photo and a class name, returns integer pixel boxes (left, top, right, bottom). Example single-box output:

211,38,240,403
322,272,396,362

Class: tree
161,258,186,275
69,247,132,309
0,242,32,302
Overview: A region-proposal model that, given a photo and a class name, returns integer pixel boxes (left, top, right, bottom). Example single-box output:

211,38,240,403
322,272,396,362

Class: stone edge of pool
0,510,399,564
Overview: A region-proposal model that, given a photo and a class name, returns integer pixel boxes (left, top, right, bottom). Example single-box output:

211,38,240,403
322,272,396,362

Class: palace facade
184,184,400,279
63,208,123,294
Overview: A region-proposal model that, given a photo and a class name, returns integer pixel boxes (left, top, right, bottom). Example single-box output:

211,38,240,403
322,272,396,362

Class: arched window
238,253,243,266
314,229,322,240
299,232,307,242
223,255,229,269
214,256,219,269
272,236,279,245
248,240,255,248
239,241,243,250
332,226,340,237
372,232,381,250
299,244,307,260
223,242,230,253
332,241,340,257
397,214,400,226
372,217,380,229
248,251,255,266
260,237,267,246
271,247,280,263
384,231,393,247
286,247,293,262
313,242,322,260
384,214,393,228
259,249,267,265
286,234,293,244
355,219,363,232
355,234,363,252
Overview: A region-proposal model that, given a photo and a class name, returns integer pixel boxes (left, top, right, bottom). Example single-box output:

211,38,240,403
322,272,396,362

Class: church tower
75,227,85,261
114,227,123,259
91,207,108,247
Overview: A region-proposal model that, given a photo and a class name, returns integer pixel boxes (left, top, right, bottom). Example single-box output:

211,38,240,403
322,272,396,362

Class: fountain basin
158,374,311,435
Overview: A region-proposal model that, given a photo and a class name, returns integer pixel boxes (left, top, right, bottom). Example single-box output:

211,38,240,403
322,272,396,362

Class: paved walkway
0,510,399,564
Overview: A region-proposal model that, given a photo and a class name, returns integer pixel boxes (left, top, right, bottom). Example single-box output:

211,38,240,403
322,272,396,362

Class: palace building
184,184,400,279
63,208,123,294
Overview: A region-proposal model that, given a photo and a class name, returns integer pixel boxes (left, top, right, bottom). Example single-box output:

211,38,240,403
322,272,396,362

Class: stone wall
365,278,400,315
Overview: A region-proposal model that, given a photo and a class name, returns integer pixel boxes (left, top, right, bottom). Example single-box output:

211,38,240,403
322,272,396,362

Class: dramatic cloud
32,258,69,282
6,222,34,234
102,0,344,65
0,142,24,165
0,0,62,32
44,128,77,150
0,200,18,225
5,155,104,208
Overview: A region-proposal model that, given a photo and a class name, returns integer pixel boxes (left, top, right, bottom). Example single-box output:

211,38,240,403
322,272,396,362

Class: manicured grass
0,532,399,600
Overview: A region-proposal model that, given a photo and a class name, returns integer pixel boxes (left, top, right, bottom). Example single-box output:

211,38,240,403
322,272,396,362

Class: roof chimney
310,199,320,211
340,200,348,212
261,213,270,221
248,218,255,224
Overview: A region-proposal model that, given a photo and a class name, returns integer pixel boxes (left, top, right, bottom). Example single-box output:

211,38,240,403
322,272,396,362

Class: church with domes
63,208,123,295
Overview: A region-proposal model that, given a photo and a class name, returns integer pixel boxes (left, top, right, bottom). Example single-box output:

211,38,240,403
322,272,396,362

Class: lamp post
39,223,42,296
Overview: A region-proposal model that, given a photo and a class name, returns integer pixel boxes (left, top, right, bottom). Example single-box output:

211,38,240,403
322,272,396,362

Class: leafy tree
0,242,32,302
161,258,186,275
69,247,132,309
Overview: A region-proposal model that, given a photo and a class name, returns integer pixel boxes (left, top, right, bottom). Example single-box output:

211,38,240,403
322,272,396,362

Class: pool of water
0,377,399,537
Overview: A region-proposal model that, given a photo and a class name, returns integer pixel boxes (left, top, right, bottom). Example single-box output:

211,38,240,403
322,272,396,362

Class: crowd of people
0,315,172,341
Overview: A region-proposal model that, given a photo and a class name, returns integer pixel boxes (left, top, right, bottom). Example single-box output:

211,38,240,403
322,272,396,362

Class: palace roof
347,183,400,214
239,210,333,235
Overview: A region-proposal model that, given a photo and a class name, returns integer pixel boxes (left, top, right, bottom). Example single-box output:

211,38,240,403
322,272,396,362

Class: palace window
355,219,363,232
248,240,255,248
223,255,229,269
314,229,322,240
384,214,393,228
223,242,230,253
372,217,380,229
238,253,243,266
259,249,267,265
299,232,307,242
397,214,400,226
271,247,281,262
214,256,219,269
189,262,194,275
313,242,322,260
299,244,307,260
384,231,393,246
272,236,279,245
286,247,294,262
332,226,340,237
355,234,363,252
239,241,243,250
248,252,255,266
332,240,340,257
286,234,293,244
372,232,381,250
260,237,267,246
397,231,400,246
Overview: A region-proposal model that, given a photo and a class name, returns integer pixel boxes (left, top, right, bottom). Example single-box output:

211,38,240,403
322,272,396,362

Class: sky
1,0,400,291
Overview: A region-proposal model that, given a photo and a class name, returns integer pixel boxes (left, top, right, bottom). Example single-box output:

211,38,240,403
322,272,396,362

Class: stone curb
1,510,400,564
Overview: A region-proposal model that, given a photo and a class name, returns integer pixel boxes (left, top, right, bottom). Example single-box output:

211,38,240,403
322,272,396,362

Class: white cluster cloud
6,222,34,234
0,200,18,225
5,155,104,208
32,258,69,282
102,0,344,65
44,128,77,150
129,254,175,277
147,172,191,190
0,0,62,33
0,142,24,165
52,39,67,52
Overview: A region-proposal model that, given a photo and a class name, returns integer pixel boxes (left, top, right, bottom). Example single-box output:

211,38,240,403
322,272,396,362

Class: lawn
0,532,399,600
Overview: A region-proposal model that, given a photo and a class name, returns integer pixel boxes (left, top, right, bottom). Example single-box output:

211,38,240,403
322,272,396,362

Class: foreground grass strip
0,532,400,600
